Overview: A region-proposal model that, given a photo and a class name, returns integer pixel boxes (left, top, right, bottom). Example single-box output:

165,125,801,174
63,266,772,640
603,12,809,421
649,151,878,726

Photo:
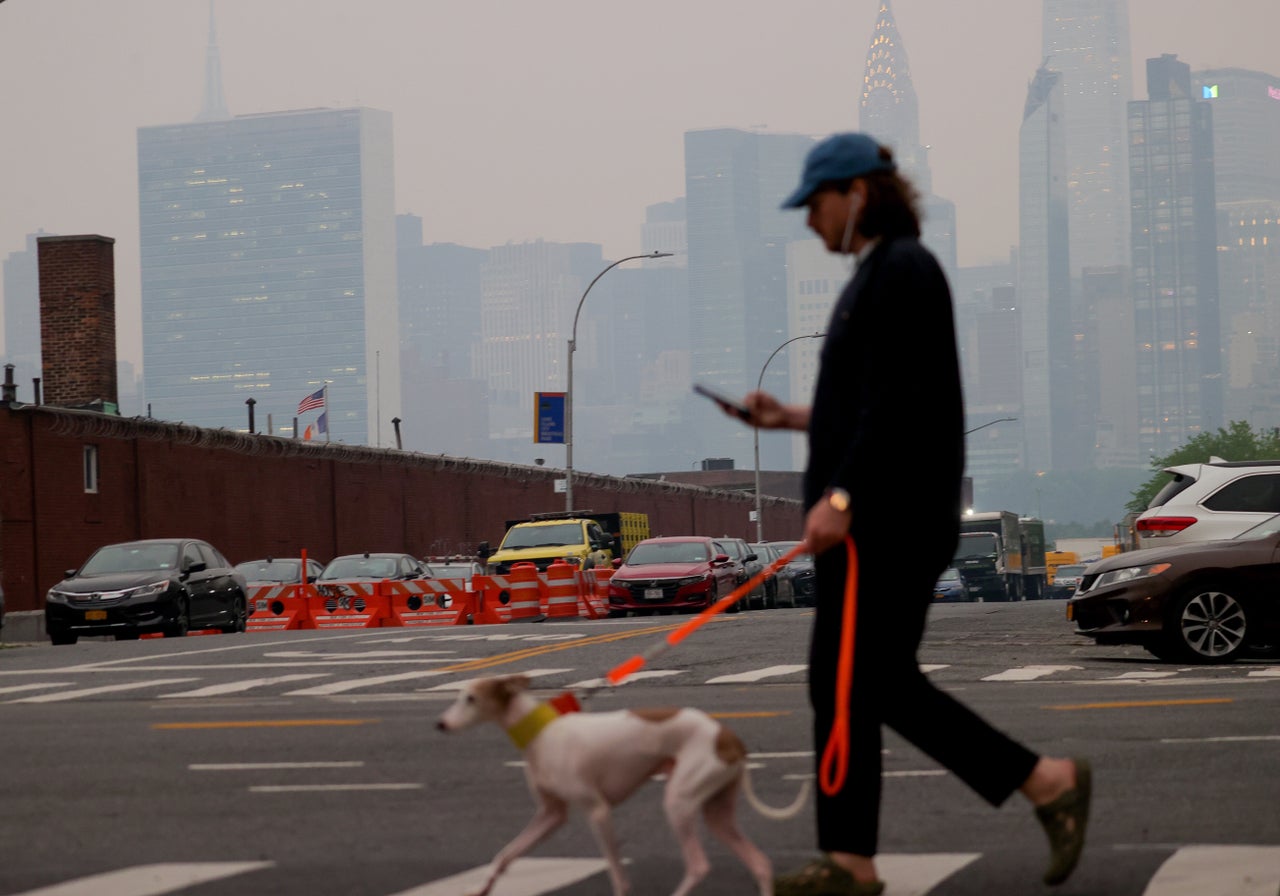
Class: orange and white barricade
384,579,473,626
474,563,542,624
541,560,580,619
302,581,398,628
578,568,610,620
246,584,313,631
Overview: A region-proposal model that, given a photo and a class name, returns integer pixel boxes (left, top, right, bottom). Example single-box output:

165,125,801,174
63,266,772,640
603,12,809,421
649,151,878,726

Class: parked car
714,536,767,609
1068,513,1280,663
317,553,431,583
1046,563,1088,599
771,540,816,606
45,538,248,645
1134,458,1280,549
606,536,740,617
424,556,485,580
932,567,967,602
749,542,789,608
235,557,326,587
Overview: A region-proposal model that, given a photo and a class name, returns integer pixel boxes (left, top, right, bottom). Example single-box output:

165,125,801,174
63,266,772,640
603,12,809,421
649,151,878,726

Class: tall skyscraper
1194,68,1280,431
2,230,51,381
1042,0,1133,273
137,105,400,445
1129,54,1221,458
1018,63,1072,472
683,127,813,471
858,0,958,284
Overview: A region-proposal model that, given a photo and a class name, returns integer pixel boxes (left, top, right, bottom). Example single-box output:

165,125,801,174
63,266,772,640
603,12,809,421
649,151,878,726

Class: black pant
808,543,1039,856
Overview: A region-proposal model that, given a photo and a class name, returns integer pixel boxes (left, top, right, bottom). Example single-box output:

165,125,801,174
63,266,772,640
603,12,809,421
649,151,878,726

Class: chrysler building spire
859,0,930,192
196,0,230,121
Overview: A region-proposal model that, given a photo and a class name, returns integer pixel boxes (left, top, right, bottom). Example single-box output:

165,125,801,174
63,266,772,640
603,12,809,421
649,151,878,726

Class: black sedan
1068,514,1280,663
772,540,815,607
45,538,248,645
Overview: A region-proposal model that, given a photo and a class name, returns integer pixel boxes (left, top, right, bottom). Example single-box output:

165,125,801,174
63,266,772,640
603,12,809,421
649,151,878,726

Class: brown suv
1068,514,1280,663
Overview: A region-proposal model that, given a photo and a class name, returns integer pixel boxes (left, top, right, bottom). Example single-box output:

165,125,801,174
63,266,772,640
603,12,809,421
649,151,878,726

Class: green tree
1125,420,1280,513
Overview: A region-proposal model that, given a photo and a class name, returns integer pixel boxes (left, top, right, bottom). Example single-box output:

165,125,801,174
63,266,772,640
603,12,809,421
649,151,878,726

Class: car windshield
319,556,398,580
80,543,179,575
937,568,962,583
627,542,709,565
1056,564,1087,577
501,523,582,549
235,560,300,583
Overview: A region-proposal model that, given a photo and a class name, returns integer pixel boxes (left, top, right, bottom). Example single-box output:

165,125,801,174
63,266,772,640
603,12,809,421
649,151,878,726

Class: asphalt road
0,601,1277,896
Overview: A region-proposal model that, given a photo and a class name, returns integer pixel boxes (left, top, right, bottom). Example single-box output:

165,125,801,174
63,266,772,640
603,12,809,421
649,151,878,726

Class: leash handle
819,535,857,797
603,542,808,686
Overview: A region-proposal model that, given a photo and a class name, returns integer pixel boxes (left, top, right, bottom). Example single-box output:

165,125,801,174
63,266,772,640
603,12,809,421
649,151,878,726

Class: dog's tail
739,763,811,821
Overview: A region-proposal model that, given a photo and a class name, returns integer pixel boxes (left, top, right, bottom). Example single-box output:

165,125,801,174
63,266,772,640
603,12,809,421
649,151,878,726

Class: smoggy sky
1,0,1277,369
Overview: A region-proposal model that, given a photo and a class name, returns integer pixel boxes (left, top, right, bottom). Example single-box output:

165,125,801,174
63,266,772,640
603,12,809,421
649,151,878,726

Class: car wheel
220,594,247,634
164,600,191,638
1162,584,1250,664
605,609,627,619
114,631,139,641
50,631,78,646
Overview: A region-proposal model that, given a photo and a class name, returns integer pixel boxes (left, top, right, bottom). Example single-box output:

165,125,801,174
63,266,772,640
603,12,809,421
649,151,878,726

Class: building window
83,445,99,494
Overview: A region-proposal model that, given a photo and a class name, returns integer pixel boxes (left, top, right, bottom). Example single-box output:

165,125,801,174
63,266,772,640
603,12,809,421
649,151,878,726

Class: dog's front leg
466,797,568,896
583,798,630,896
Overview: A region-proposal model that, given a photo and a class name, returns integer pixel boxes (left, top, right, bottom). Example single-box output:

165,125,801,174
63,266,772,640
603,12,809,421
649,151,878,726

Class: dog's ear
499,674,531,696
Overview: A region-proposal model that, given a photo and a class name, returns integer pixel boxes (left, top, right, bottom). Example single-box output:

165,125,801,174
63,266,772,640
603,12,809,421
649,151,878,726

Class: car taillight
1135,516,1198,537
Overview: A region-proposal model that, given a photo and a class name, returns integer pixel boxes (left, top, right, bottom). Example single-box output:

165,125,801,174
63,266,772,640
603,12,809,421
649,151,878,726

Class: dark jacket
802,236,964,570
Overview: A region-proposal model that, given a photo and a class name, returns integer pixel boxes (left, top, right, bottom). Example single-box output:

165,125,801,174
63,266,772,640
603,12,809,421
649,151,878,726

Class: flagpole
323,382,331,443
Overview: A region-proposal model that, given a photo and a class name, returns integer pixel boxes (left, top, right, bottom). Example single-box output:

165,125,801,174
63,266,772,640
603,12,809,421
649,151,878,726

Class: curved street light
754,331,825,542
565,250,673,511
965,416,1017,436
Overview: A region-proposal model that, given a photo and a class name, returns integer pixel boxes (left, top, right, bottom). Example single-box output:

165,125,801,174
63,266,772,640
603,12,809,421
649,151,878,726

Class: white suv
1135,457,1280,548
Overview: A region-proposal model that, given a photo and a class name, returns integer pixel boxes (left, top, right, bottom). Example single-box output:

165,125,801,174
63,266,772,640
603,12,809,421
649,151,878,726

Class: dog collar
506,702,559,750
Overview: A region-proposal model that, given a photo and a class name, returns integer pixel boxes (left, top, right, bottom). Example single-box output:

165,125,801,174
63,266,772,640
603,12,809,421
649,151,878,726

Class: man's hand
804,500,850,556
742,391,810,431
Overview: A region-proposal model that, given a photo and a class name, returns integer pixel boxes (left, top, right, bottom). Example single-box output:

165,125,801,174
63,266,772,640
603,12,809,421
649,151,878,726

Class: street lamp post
565,251,673,511
754,332,825,542
965,417,1017,436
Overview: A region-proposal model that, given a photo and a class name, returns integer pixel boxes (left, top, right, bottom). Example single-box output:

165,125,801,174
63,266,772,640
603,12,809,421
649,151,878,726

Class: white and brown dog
436,673,807,896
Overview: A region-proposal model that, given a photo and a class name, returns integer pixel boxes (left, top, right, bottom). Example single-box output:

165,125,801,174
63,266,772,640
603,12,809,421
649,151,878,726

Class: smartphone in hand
693,383,751,422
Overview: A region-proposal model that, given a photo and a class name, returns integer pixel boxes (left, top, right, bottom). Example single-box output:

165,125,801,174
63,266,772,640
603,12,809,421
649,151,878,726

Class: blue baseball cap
780,132,896,209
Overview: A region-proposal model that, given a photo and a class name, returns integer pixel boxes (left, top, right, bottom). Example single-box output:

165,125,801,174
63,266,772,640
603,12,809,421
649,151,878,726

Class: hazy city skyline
2,0,1278,373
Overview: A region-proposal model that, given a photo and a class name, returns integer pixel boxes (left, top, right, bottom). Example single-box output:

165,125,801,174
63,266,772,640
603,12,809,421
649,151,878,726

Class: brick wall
0,405,804,611
36,235,118,409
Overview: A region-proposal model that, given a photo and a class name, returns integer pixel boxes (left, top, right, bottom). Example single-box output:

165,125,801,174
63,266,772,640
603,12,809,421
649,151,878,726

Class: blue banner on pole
534,392,565,444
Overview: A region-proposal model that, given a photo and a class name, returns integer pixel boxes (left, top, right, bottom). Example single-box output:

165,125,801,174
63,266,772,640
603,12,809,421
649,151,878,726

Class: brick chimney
37,234,118,410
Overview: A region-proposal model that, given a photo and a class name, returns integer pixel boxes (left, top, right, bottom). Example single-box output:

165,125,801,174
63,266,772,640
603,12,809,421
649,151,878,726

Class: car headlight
1092,562,1171,590
126,581,170,599
46,589,71,603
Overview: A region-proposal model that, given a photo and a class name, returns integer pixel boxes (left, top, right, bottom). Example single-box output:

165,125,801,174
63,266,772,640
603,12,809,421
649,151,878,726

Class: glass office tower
137,107,399,445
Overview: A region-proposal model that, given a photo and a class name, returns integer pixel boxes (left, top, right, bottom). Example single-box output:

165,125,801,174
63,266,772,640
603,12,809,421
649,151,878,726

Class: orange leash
601,542,809,687
819,535,858,797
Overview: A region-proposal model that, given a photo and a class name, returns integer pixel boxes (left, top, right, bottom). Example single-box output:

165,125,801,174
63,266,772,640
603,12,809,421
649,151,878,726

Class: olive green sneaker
1035,758,1092,886
774,855,885,896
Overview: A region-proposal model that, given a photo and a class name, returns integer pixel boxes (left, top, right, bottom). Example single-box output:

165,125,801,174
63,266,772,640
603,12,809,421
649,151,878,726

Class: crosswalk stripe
1142,844,1280,895
876,852,980,895
286,669,452,695
8,861,272,896
159,673,329,697
9,679,199,703
0,683,73,696
982,665,1082,681
384,857,608,896
564,670,682,689
707,664,806,683
423,669,577,691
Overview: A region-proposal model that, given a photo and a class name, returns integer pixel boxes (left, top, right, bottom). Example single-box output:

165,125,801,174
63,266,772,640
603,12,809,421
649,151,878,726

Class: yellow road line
432,623,684,673
1045,697,1233,710
154,719,379,729
712,711,793,719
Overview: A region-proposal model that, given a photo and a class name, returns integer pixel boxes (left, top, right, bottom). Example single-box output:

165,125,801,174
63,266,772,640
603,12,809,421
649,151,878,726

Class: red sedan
606,536,741,617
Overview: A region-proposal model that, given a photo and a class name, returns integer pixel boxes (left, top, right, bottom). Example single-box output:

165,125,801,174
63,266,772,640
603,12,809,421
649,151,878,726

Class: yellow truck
481,510,650,575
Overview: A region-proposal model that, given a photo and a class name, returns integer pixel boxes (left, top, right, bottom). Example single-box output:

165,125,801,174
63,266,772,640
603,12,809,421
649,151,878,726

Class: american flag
297,388,325,415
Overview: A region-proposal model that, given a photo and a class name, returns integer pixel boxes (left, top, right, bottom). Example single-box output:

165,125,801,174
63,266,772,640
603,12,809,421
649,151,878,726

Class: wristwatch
825,487,851,513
